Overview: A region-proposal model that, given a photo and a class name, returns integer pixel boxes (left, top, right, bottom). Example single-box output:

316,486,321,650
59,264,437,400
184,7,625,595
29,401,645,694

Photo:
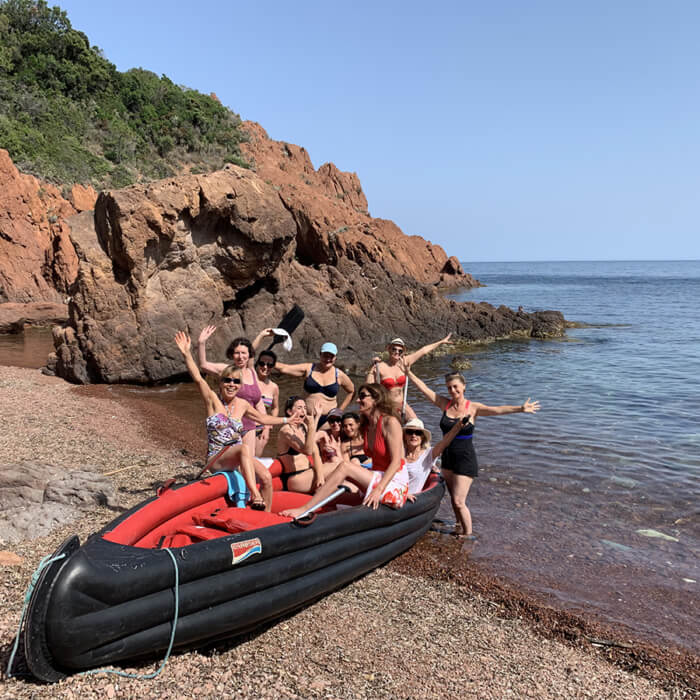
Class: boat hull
24,477,444,681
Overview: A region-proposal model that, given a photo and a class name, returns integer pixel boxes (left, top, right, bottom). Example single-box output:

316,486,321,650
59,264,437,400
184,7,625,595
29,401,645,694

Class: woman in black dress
407,368,539,539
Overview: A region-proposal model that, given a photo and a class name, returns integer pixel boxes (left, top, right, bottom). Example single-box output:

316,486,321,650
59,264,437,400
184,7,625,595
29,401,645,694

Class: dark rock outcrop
51,162,565,384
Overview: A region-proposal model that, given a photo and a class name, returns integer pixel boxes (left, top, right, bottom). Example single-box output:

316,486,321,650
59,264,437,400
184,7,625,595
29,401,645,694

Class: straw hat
402,418,431,445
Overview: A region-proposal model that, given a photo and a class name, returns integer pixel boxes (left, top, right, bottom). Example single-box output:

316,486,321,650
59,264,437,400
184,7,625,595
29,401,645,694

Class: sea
1,260,698,652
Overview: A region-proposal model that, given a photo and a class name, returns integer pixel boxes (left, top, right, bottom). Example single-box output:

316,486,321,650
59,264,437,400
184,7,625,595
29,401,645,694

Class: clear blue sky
56,0,700,262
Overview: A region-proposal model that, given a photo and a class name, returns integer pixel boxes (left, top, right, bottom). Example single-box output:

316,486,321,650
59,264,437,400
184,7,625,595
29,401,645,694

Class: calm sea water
426,260,699,651
2,260,698,651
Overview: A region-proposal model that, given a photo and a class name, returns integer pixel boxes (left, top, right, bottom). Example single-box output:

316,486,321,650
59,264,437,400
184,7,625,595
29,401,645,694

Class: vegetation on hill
0,0,248,188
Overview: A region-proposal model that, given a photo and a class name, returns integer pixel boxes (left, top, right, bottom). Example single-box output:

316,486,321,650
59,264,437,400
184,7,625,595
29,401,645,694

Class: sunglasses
257,360,275,368
390,347,404,354
327,417,342,424
405,429,423,437
357,391,372,400
221,377,241,385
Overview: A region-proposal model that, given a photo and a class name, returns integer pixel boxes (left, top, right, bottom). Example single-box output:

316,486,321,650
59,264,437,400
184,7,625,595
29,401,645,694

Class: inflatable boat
21,461,444,681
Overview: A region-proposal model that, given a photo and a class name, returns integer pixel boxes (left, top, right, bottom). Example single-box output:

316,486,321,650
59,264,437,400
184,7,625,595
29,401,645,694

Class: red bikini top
380,374,407,389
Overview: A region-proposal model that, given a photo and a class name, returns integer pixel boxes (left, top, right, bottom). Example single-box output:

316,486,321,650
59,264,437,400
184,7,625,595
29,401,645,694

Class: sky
54,0,700,262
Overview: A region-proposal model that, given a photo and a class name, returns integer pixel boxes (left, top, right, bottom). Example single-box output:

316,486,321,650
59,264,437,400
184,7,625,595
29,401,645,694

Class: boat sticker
230,538,262,566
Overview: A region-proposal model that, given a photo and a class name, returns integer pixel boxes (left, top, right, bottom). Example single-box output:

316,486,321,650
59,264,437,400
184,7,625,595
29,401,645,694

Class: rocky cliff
49,155,565,384
0,149,96,304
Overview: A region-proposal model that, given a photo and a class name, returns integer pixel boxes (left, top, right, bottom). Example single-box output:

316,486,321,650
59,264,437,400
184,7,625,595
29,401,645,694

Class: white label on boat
230,538,262,565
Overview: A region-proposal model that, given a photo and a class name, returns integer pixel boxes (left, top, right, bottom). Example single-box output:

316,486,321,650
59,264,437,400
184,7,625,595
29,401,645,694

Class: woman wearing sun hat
273,340,355,427
367,333,453,422
403,416,468,495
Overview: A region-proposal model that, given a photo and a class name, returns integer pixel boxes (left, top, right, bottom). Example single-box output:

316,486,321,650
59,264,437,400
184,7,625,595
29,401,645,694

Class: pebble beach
0,366,696,698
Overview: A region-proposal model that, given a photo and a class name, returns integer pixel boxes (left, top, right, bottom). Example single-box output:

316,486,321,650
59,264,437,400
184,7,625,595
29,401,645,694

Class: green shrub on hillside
0,0,248,188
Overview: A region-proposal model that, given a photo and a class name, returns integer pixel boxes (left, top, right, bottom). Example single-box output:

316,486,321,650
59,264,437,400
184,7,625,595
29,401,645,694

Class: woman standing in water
407,367,540,539
174,331,301,510
367,334,452,421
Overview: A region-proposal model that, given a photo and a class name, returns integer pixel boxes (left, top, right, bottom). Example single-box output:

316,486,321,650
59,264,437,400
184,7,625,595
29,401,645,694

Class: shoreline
0,366,696,697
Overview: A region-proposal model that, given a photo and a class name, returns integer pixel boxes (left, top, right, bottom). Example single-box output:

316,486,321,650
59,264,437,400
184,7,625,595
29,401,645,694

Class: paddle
292,485,351,526
267,305,305,350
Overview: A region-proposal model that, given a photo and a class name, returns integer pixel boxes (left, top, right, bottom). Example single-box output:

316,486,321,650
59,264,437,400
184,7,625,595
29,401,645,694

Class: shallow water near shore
1,260,698,655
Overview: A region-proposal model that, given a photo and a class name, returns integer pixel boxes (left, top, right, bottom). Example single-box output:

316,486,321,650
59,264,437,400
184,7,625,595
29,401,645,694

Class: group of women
174,326,539,537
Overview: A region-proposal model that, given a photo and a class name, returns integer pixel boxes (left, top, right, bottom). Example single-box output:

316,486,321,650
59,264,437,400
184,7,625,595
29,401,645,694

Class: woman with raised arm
254,349,280,457
407,366,540,539
276,398,336,493
367,334,453,422
197,326,266,456
175,331,301,511
402,416,468,496
256,332,354,427
280,383,408,519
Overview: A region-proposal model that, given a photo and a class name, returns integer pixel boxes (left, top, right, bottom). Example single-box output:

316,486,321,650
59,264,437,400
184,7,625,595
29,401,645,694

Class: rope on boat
6,548,181,682
6,551,67,678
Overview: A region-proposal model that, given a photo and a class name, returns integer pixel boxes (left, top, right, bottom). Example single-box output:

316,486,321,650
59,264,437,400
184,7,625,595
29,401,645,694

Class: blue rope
6,552,67,678
7,548,181,682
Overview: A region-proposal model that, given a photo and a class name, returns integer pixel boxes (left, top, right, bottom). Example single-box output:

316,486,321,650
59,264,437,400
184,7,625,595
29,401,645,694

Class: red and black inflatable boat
21,461,444,681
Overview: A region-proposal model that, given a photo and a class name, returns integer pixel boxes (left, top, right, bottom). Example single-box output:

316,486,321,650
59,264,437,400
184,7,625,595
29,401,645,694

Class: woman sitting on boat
197,326,268,458
407,366,540,539
175,331,301,511
340,411,371,467
262,336,355,427
277,397,337,493
402,417,468,495
280,383,409,518
316,408,344,467
254,349,280,457
367,334,452,422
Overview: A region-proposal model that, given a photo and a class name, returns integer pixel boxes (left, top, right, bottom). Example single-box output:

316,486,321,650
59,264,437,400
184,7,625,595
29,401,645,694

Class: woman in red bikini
367,334,452,422
280,384,408,518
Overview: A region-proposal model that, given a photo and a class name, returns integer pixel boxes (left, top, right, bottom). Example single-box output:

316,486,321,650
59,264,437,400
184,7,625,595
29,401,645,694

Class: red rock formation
0,149,82,303
240,122,476,288
51,164,564,384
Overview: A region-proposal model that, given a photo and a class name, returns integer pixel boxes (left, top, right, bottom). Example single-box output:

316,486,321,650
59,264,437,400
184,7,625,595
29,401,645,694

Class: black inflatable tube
29,481,444,677
49,508,432,665
75,523,429,668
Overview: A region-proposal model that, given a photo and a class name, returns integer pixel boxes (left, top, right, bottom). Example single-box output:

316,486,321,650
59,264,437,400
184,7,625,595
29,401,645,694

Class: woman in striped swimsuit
254,349,280,456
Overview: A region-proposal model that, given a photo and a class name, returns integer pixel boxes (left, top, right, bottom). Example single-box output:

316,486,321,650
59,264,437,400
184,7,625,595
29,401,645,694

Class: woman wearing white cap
403,416,469,496
270,339,355,427
367,333,453,422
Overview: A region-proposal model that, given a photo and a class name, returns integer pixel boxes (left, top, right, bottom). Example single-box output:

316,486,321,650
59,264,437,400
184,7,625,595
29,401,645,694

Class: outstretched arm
244,403,300,427
175,331,217,408
405,333,452,364
274,361,312,378
406,368,449,411
197,325,228,376
474,398,541,417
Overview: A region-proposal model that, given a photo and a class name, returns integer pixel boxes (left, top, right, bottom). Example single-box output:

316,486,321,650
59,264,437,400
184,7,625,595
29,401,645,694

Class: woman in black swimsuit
408,368,540,539
268,338,355,425
276,397,337,493
341,412,371,467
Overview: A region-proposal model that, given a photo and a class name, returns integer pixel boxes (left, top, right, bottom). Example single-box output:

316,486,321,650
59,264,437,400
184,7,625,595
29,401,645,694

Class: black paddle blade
267,305,305,350
277,305,304,334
